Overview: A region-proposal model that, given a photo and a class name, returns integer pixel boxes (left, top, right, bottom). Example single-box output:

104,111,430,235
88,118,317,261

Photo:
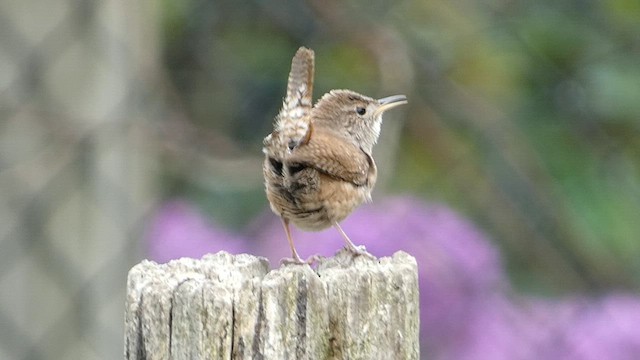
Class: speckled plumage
262,47,407,263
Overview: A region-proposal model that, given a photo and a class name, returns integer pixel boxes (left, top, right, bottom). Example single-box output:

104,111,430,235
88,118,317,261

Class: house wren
262,47,407,264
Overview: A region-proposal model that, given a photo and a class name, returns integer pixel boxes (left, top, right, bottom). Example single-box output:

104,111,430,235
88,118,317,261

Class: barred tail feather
285,47,314,113
271,47,315,151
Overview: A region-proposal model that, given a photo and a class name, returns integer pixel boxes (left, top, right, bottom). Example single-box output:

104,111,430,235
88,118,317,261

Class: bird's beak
375,95,408,117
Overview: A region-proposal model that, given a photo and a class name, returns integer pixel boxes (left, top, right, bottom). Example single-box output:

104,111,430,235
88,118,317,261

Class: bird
262,46,407,264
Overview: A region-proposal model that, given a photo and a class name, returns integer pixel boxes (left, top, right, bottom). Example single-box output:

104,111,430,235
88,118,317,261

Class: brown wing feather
286,126,372,186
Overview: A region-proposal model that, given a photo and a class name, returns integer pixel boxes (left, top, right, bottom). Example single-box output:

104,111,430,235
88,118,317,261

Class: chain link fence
0,1,160,359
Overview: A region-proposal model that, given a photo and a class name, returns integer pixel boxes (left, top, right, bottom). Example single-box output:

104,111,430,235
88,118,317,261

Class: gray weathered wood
125,250,419,359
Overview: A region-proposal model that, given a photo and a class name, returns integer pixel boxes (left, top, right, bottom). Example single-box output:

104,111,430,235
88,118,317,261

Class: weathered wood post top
125,250,419,359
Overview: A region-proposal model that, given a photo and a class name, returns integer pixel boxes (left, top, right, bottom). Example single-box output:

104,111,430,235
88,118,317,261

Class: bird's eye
356,107,366,115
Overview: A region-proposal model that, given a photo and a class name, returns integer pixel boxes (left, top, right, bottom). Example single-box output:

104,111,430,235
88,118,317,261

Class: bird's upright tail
283,47,314,119
272,47,314,143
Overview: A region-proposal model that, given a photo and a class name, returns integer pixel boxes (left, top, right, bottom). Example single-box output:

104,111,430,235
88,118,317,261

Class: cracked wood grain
125,250,419,360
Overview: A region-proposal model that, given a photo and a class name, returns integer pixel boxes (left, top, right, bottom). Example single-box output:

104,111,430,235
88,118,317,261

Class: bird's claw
280,254,324,266
345,244,376,260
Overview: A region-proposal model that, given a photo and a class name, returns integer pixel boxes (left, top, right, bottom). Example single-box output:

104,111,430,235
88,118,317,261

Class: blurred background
1,0,639,359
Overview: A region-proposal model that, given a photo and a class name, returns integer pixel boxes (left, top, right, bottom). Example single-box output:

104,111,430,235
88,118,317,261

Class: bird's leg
333,222,375,259
280,218,307,265
280,218,323,265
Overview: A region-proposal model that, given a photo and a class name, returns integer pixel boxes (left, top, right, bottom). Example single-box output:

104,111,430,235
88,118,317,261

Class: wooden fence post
125,250,419,359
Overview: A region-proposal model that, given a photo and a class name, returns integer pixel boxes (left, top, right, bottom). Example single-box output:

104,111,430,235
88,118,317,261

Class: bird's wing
286,125,373,186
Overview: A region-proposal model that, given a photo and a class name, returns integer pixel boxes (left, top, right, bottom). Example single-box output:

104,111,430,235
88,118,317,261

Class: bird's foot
280,254,324,266
344,243,376,260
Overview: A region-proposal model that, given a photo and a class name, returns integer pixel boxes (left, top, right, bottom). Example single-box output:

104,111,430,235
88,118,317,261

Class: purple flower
558,295,640,359
447,294,640,359
451,296,576,360
144,200,248,263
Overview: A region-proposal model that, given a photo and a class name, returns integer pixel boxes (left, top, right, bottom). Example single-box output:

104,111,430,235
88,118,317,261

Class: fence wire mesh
0,1,159,359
